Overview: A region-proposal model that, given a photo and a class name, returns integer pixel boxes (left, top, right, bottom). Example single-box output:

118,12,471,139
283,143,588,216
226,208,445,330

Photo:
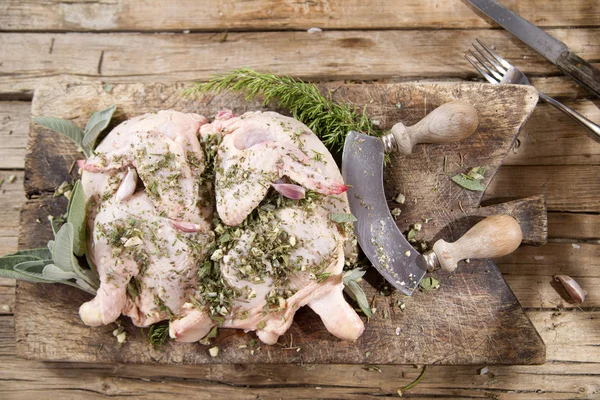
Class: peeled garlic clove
554,275,586,304
271,183,306,200
116,167,138,202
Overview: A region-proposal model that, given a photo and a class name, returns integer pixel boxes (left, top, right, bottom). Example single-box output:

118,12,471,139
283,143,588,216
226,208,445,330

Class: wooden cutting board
15,81,546,365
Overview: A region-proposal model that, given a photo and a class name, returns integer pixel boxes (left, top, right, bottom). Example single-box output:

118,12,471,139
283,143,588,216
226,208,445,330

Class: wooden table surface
0,1,599,398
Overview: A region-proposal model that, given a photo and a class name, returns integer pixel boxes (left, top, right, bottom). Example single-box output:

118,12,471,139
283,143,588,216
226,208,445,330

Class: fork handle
538,92,600,143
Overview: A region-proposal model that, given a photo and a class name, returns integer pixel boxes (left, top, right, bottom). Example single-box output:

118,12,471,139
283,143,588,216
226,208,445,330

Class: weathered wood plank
0,29,598,98
547,212,600,240
0,171,25,254
504,99,600,165
1,0,599,31
0,286,14,315
528,310,600,364
497,242,599,308
506,275,599,309
0,102,29,169
0,237,17,257
2,75,590,103
0,312,599,399
498,243,600,277
483,165,600,213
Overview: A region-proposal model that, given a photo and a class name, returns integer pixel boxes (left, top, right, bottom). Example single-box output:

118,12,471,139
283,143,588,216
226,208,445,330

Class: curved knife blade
342,131,428,296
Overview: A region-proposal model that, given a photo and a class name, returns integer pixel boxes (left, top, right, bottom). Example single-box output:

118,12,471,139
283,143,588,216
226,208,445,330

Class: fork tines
465,39,511,84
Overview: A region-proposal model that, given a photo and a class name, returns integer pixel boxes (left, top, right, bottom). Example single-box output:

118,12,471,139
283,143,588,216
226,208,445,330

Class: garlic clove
271,183,306,200
554,275,586,304
116,167,138,202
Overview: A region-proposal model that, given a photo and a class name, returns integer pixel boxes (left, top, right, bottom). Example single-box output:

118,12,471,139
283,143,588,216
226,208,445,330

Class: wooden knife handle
390,101,478,155
431,215,523,273
556,51,600,99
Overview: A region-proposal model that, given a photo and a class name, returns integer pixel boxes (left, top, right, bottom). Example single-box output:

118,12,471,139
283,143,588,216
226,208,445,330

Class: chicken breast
201,111,348,226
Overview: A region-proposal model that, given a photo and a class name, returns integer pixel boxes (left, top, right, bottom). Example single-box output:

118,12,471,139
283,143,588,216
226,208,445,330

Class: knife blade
342,102,479,295
342,101,526,295
469,0,600,98
342,130,427,295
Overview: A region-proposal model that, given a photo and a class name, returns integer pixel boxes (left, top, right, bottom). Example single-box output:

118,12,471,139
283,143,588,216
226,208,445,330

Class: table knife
342,101,523,295
468,0,600,98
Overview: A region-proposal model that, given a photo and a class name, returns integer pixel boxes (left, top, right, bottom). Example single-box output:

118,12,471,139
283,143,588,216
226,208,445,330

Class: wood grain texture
504,99,600,165
547,212,600,240
1,313,599,399
0,171,25,254
0,102,29,169
2,0,599,31
0,28,598,98
16,81,545,365
484,165,600,212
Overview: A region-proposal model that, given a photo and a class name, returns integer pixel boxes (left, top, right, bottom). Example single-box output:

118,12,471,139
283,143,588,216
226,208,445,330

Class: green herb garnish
186,68,379,153
342,268,372,318
419,276,440,292
148,322,170,348
33,104,116,157
328,213,358,223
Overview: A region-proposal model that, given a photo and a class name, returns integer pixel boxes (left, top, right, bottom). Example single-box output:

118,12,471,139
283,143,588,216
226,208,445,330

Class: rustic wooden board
16,82,545,364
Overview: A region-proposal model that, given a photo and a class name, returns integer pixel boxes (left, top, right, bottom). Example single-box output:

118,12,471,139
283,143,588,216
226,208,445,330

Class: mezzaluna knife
469,0,600,98
342,101,523,295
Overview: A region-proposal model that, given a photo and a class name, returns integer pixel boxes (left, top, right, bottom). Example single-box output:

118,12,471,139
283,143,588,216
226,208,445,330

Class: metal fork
465,39,600,142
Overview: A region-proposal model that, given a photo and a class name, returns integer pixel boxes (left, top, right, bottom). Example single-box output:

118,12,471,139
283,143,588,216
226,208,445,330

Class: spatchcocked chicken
79,109,364,344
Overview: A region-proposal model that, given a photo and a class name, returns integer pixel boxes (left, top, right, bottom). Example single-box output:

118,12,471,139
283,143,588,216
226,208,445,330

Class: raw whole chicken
79,108,365,345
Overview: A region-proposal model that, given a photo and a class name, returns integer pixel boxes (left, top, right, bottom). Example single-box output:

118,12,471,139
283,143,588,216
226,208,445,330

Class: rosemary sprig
186,68,379,153
148,322,170,348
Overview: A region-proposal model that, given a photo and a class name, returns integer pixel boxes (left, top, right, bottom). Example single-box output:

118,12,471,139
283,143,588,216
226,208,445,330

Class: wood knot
338,38,375,49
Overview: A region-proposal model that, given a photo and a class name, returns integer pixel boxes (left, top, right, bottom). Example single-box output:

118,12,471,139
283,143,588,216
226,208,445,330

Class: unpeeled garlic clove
172,220,204,233
271,183,306,200
554,275,586,304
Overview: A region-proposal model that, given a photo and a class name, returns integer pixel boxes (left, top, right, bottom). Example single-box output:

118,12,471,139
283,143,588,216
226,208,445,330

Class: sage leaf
451,174,486,192
74,278,97,295
0,256,52,282
5,248,51,260
43,263,78,280
328,213,358,223
52,222,97,287
33,116,84,149
345,280,372,318
13,259,56,282
67,180,87,256
342,268,366,285
82,104,116,154
53,222,77,273
451,166,487,192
